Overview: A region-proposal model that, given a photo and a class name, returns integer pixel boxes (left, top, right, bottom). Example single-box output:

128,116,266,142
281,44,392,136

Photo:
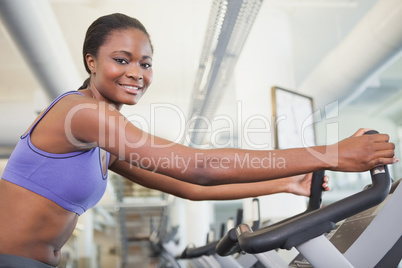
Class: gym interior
0,0,401,267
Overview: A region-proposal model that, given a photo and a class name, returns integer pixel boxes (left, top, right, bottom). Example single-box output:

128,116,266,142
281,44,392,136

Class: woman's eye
142,63,152,69
115,58,128,64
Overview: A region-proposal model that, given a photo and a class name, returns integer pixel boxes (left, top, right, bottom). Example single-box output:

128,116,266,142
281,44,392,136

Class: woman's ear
85,54,96,74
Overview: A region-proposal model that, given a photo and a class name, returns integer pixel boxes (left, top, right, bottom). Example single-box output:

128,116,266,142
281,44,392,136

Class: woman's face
87,28,153,108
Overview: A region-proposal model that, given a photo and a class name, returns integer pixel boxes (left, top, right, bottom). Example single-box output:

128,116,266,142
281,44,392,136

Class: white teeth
122,85,139,90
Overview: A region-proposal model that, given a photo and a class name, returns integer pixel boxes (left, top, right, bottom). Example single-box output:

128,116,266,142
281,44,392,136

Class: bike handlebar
216,130,391,255
216,170,326,255
180,241,219,258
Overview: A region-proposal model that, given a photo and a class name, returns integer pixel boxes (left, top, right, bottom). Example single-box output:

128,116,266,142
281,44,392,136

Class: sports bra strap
22,91,85,138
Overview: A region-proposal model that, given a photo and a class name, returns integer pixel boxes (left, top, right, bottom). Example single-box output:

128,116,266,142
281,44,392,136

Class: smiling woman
81,16,153,108
0,13,396,267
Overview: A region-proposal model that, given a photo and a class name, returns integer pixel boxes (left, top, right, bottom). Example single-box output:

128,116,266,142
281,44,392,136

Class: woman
0,13,396,267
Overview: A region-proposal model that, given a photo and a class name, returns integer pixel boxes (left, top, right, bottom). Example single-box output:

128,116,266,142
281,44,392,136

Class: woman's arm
67,98,396,185
109,159,328,201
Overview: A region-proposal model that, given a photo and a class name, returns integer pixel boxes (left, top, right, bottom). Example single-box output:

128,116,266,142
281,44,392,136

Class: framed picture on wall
272,86,316,149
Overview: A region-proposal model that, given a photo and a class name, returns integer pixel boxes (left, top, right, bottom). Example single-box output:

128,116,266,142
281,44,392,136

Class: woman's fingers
352,128,374,137
322,175,330,191
369,156,399,167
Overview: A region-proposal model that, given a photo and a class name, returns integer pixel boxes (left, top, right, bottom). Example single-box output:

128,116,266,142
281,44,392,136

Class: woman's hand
287,173,330,197
329,128,397,172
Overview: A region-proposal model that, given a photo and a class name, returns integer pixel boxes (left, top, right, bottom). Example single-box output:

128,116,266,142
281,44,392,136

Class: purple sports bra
1,91,110,215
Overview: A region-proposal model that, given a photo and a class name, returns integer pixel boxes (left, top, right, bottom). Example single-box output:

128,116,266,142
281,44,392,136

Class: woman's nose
127,64,143,80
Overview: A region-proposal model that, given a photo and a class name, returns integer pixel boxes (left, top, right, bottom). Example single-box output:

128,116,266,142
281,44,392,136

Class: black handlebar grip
180,241,219,258
235,208,243,226
364,129,379,135
215,228,242,256
220,223,225,239
307,170,325,212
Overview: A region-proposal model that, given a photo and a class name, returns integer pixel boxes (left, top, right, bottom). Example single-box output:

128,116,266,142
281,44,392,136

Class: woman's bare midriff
0,179,79,267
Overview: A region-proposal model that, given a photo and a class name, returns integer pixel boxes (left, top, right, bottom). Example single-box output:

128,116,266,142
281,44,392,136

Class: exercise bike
216,130,402,268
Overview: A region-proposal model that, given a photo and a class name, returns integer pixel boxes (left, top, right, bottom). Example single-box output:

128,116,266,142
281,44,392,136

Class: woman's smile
119,83,143,95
